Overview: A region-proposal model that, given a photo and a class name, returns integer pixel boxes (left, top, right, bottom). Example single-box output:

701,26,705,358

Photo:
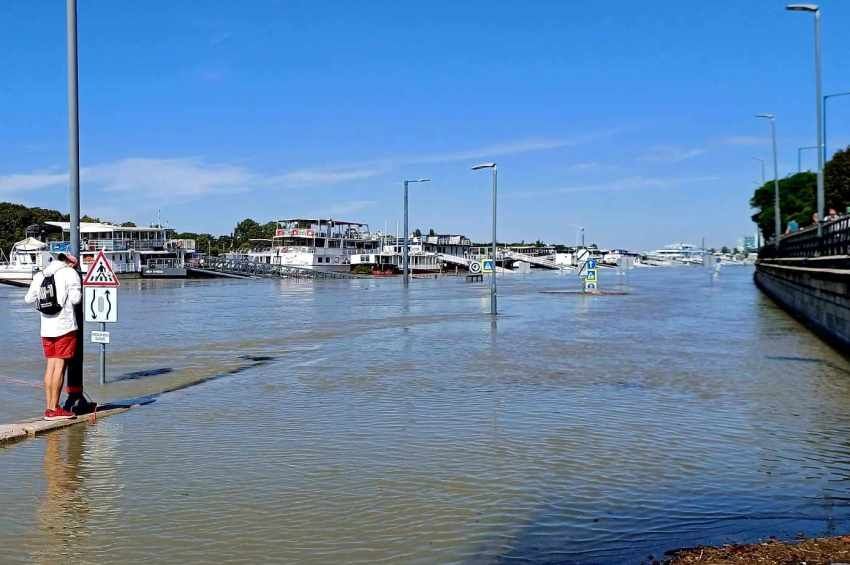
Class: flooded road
2,266,850,564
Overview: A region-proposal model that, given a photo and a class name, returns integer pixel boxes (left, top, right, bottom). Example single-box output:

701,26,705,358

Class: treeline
751,146,850,237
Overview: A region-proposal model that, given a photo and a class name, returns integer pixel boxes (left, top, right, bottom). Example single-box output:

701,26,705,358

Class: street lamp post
797,145,819,172
756,114,781,248
471,162,497,316
787,3,824,234
402,178,430,286
823,91,850,163
752,157,766,185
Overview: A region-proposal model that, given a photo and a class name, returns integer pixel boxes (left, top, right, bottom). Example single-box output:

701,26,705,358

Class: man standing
24,253,82,420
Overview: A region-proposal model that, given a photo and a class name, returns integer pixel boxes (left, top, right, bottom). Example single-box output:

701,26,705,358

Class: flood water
2,266,850,564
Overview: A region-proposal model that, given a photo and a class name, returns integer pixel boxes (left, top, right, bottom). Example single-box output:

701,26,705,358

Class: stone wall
755,260,850,350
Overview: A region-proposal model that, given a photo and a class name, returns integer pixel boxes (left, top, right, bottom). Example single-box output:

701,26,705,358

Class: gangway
438,253,512,273
501,250,566,270
191,257,364,280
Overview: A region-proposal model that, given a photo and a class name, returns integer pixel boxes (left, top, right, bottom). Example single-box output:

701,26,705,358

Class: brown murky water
2,267,850,564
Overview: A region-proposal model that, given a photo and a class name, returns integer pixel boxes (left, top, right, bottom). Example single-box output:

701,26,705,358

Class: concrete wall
755,260,850,350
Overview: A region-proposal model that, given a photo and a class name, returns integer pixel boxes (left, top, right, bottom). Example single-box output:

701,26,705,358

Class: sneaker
43,407,76,421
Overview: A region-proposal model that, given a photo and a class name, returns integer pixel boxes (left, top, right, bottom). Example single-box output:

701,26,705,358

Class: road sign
469,261,482,274
482,259,495,273
576,248,589,264
85,287,118,323
82,250,120,287
585,269,597,282
587,258,597,270
584,281,597,292
91,330,110,344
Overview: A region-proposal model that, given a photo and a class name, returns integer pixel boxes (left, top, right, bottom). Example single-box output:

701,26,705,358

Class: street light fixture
786,3,824,234
471,162,497,316
752,157,766,185
823,91,850,162
402,178,430,286
756,114,782,248
797,145,819,173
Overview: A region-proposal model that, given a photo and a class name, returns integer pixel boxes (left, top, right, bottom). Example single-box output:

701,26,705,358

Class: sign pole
99,321,106,385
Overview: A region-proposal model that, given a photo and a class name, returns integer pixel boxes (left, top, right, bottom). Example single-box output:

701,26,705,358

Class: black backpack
36,273,62,315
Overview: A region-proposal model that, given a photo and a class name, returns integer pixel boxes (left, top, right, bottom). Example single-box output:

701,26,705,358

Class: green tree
825,146,850,214
750,172,816,237
0,202,64,255
120,221,137,227
413,228,422,237
233,218,265,248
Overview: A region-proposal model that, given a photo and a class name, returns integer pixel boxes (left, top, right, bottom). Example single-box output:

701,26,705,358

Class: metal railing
199,256,363,279
760,216,850,258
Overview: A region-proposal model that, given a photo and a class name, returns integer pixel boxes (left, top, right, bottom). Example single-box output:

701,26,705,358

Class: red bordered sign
82,250,120,288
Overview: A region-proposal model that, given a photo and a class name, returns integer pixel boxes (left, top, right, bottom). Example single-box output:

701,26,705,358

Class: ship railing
759,215,850,259
200,256,362,279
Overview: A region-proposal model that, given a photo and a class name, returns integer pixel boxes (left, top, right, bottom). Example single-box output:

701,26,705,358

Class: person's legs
45,358,65,410
42,358,54,411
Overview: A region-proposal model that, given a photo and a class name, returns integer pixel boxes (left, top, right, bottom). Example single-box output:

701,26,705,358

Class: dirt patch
665,535,850,564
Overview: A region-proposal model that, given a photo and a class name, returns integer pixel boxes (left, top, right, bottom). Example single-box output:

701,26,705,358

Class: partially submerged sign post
83,250,120,385
577,249,599,293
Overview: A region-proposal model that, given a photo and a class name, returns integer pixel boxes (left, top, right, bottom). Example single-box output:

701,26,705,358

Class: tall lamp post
787,3,824,234
797,145,819,173
402,178,430,286
752,157,766,185
471,162,497,316
824,91,850,162
65,0,89,413
756,114,781,249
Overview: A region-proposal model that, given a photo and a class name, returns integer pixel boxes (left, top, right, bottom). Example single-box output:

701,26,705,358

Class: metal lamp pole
757,114,781,248
402,178,430,286
65,0,87,410
752,157,766,185
472,162,497,316
823,91,850,163
797,145,819,173
787,3,823,234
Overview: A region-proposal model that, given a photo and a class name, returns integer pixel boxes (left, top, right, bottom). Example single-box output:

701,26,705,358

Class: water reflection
34,427,90,563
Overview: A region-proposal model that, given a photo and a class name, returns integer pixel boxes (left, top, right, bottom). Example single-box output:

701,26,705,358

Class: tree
413,228,422,237
0,202,64,255
233,218,264,248
120,221,137,227
750,172,816,237
825,145,850,214
721,246,730,254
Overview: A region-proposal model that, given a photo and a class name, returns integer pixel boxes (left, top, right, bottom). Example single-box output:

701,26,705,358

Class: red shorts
41,332,77,359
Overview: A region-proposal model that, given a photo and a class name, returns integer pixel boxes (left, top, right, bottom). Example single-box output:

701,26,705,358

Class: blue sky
2,1,850,250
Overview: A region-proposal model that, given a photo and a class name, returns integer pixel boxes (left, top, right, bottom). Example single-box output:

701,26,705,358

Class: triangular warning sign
82,250,120,287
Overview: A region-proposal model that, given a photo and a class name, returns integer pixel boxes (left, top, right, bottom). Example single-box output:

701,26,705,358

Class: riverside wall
755,257,850,350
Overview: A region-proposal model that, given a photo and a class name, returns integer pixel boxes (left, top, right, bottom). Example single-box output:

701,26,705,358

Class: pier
190,256,365,280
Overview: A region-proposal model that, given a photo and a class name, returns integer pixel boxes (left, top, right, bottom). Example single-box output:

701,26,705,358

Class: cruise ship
244,218,381,272
643,243,705,266
45,221,198,277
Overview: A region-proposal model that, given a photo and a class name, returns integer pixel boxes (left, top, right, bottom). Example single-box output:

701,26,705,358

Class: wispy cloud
0,157,385,199
638,145,706,163
509,175,719,198
0,171,66,193
721,135,767,146
0,132,617,200
268,167,386,187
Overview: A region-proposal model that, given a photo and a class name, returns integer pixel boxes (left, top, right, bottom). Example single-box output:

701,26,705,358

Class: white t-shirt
24,261,82,338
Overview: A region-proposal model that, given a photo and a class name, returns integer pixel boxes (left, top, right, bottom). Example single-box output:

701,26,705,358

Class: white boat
644,243,705,266
0,237,55,283
45,221,197,278
245,218,381,272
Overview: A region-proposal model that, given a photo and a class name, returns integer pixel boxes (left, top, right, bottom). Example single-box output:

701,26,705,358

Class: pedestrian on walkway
24,253,82,421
